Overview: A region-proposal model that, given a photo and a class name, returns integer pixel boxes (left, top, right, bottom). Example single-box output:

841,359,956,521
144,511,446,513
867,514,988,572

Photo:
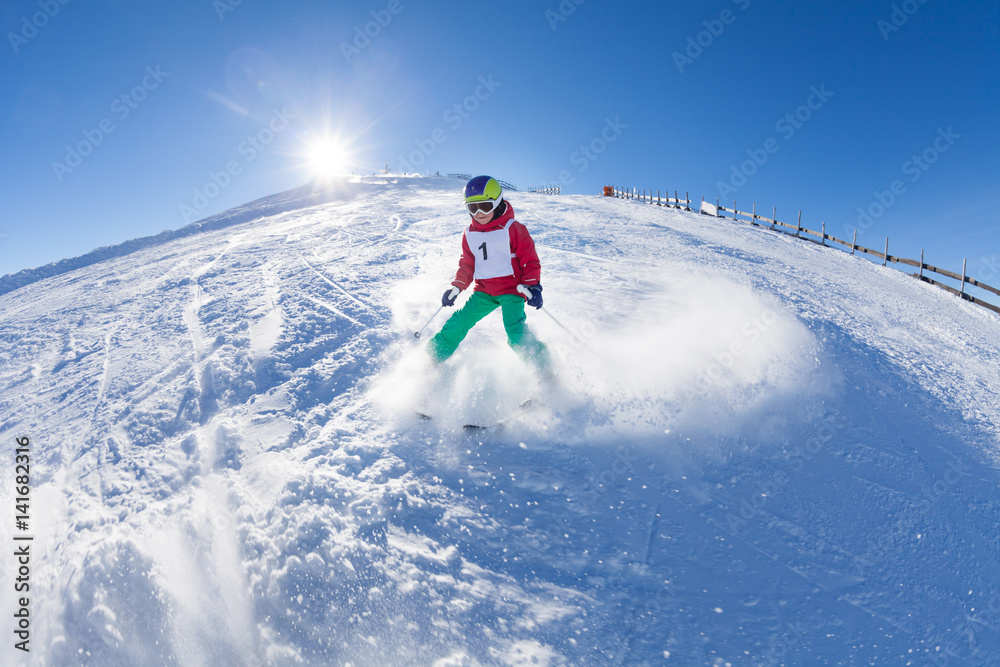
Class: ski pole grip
517,285,531,298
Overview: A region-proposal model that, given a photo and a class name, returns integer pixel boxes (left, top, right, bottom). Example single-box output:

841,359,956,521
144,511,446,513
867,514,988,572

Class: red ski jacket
450,203,541,298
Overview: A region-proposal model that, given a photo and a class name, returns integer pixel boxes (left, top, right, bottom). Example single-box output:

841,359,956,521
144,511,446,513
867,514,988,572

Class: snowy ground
1,174,998,666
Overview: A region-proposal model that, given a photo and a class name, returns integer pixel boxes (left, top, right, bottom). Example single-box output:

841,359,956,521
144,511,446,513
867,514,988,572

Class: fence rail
609,185,692,211
528,186,561,195
606,186,1000,316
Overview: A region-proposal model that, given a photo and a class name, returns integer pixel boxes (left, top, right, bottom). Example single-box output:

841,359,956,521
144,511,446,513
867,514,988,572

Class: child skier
427,176,550,371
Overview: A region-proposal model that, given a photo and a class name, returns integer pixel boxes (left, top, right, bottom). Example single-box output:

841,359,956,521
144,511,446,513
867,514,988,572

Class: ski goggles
466,199,500,215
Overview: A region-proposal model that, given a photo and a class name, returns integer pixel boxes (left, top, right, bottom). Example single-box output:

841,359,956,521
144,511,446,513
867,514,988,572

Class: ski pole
413,305,443,339
517,286,576,337
538,305,576,337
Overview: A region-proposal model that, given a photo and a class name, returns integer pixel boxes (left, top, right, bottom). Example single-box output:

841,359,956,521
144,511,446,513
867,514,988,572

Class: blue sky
1,0,997,282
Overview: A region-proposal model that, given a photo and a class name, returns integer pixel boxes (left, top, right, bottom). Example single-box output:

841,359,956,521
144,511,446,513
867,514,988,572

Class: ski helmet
464,176,504,204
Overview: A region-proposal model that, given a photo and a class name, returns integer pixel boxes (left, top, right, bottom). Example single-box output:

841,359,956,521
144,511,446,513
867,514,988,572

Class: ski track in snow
0,175,999,666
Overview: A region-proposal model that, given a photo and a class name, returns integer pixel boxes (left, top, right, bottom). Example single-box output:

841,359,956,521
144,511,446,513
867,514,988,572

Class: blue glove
442,286,460,307
523,284,543,309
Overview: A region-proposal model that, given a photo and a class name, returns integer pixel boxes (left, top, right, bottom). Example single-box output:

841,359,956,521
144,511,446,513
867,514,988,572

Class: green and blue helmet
464,175,504,214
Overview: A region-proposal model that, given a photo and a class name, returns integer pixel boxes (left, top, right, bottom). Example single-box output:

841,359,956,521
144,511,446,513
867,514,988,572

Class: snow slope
1,174,998,666
0,178,368,297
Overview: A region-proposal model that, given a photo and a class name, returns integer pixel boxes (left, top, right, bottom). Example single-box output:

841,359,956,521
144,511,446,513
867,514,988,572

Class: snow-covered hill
1,175,998,666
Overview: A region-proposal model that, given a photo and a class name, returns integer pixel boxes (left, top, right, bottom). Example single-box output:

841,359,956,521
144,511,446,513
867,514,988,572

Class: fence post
851,229,857,255
752,201,757,225
771,207,776,230
658,190,661,206
960,258,967,297
796,211,802,238
919,249,924,279
733,199,737,221
883,237,889,267
822,221,826,246
685,192,691,211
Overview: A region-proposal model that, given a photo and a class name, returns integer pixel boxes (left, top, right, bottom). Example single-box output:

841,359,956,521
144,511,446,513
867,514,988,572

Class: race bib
466,221,516,280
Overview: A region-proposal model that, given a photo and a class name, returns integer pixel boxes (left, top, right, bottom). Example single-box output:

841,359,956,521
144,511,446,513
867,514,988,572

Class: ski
463,399,535,431
415,399,535,431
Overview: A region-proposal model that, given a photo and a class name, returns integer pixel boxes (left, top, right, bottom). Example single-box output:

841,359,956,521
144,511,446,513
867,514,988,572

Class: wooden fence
607,186,1000,316
608,186,693,211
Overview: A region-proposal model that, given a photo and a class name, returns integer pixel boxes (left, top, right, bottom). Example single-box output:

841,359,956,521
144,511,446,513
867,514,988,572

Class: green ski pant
428,291,550,367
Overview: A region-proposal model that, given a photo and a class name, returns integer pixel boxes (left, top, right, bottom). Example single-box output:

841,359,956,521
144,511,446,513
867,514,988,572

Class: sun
306,137,348,177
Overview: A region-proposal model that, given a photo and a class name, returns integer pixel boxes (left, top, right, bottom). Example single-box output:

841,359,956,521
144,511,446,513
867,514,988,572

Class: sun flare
306,138,348,177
